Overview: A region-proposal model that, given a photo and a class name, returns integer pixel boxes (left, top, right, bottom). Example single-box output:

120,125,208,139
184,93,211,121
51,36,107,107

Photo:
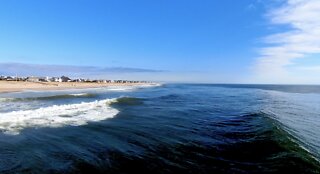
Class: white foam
103,83,162,92
0,98,7,102
69,93,90,96
106,87,135,91
139,83,163,88
0,98,14,102
0,98,119,135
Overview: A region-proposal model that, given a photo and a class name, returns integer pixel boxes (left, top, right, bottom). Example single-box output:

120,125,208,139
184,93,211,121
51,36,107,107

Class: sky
0,0,319,84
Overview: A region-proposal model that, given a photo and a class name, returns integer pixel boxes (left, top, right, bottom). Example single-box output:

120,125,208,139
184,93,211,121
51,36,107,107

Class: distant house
26,76,46,82
0,76,6,80
48,77,61,82
60,76,71,82
25,76,47,82
38,77,47,82
46,76,67,82
84,79,92,82
26,77,40,82
71,78,84,82
6,76,15,81
102,80,111,83
51,77,61,82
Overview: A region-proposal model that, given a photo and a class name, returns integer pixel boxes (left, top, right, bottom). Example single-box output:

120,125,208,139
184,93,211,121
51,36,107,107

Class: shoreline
0,81,158,93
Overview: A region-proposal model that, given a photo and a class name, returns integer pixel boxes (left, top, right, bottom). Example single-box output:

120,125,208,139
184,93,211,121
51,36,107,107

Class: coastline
0,81,158,93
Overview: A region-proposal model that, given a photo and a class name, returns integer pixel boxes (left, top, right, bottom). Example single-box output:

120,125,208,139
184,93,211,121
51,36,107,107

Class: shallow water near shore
0,84,319,173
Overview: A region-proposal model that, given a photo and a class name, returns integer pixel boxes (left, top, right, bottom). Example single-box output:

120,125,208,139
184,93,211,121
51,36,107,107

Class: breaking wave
0,98,119,135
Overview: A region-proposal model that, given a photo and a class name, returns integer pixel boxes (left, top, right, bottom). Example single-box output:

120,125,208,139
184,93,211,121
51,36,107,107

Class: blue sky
0,0,319,83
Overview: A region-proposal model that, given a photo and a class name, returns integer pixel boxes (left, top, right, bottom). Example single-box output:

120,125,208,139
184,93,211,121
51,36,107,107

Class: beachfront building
1,74,151,84
0,76,7,80
5,76,14,81
60,76,71,82
50,77,61,82
47,76,71,82
26,76,47,82
71,78,85,82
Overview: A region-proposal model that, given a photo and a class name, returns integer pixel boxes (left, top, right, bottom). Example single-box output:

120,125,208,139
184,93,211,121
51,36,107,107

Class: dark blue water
0,84,319,173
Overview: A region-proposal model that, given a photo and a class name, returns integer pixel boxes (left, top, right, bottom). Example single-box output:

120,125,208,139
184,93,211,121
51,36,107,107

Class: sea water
0,84,319,173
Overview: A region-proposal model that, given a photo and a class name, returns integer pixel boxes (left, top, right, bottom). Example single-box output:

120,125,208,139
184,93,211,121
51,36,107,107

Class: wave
261,110,320,162
0,93,97,102
238,110,320,165
0,98,9,102
137,83,163,88
0,98,119,135
114,97,144,105
105,87,136,91
104,83,162,91
215,111,319,161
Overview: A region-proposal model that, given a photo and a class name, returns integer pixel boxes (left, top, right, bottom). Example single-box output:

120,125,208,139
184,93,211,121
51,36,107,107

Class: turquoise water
0,84,319,173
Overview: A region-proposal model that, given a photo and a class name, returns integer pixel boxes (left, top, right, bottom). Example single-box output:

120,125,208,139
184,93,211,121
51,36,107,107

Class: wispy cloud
254,0,320,83
0,63,163,77
296,66,320,72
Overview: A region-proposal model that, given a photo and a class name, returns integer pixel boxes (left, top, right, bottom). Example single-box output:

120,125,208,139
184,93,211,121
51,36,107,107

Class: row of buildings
0,75,72,82
0,75,148,84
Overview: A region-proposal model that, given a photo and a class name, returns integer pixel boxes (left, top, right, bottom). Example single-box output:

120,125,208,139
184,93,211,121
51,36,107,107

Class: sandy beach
0,81,153,93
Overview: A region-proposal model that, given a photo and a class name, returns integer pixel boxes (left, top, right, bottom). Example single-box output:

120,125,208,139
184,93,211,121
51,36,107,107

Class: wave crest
0,98,119,135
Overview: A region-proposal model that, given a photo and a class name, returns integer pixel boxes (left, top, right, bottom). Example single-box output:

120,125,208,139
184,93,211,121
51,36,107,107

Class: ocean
0,84,319,173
